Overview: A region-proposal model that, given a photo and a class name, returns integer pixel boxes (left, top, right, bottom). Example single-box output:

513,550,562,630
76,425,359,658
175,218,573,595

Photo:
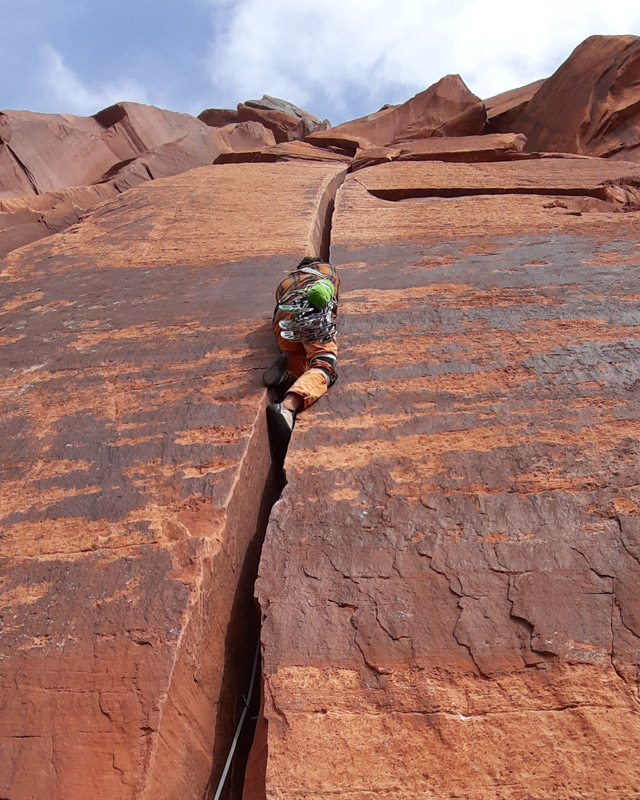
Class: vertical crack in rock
5,143,40,195
138,394,282,800
310,167,348,261
198,165,347,800
203,397,284,800
238,163,346,800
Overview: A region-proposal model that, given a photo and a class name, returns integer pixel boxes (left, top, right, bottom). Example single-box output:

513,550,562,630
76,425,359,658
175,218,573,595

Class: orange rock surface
306,74,486,154
214,140,352,166
2,31,640,800
0,161,347,800
484,79,546,134
0,114,276,258
350,156,640,203
250,153,640,800
0,103,206,197
352,132,527,170
199,108,239,127
504,35,640,161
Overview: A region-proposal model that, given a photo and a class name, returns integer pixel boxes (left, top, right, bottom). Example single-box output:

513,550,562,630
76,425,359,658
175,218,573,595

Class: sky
1,0,640,126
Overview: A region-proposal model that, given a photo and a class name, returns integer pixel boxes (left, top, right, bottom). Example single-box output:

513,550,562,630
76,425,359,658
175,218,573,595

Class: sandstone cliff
252,154,640,800
1,33,640,800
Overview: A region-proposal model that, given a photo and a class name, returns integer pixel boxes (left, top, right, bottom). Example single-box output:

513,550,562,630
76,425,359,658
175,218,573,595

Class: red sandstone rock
249,154,640,800
0,109,113,197
0,103,206,198
103,122,276,189
0,184,119,258
0,160,348,800
507,35,640,161
92,102,207,160
0,122,276,257
352,132,527,170
237,95,330,143
5,33,640,800
352,157,640,204
198,107,239,127
306,74,486,154
484,78,546,134
214,140,352,165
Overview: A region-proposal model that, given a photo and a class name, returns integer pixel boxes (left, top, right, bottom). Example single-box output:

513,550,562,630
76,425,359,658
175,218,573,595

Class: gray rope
212,638,261,800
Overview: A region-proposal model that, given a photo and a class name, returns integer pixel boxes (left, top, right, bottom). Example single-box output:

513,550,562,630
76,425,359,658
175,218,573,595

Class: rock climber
263,256,339,462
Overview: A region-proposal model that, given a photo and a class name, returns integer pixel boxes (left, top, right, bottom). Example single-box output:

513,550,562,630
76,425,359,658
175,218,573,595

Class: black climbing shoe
262,353,289,388
266,402,296,465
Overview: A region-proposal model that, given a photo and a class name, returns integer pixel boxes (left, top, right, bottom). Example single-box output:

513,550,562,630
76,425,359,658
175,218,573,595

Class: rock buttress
0,160,347,800
0,106,278,258
251,159,640,799
506,35,640,162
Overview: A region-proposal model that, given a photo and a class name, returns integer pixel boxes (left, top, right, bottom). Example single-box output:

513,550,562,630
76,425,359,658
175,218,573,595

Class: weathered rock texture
214,140,352,166
3,31,640,800
306,74,486,154
0,161,347,800
352,157,640,207
250,158,640,798
199,108,240,127
0,103,206,197
352,132,527,170
237,95,330,143
498,35,640,161
0,108,276,257
484,79,546,134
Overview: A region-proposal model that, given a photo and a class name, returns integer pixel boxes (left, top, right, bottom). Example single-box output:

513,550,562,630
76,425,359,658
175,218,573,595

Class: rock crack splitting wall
0,160,347,800
249,156,640,799
4,31,640,800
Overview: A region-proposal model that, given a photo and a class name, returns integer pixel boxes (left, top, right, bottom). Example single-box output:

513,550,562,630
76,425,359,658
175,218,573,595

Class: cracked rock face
0,105,276,258
3,32,640,800
0,161,347,800
251,158,640,799
351,132,528,170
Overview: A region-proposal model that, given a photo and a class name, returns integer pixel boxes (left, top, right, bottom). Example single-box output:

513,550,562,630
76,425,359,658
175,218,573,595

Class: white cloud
205,0,640,122
39,44,151,115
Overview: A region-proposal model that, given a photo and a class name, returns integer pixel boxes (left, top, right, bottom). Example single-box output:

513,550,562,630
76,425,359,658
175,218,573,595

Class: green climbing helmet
307,279,335,309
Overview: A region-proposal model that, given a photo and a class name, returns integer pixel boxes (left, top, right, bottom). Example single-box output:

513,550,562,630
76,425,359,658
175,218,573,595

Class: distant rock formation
213,139,352,165
0,103,206,197
237,94,331,143
484,78,546,134
351,132,527,170
306,74,486,154
490,35,640,161
0,110,276,257
198,107,239,127
2,33,640,800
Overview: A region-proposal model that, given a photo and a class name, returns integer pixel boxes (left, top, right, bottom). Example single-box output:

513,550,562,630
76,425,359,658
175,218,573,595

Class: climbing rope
212,638,261,800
